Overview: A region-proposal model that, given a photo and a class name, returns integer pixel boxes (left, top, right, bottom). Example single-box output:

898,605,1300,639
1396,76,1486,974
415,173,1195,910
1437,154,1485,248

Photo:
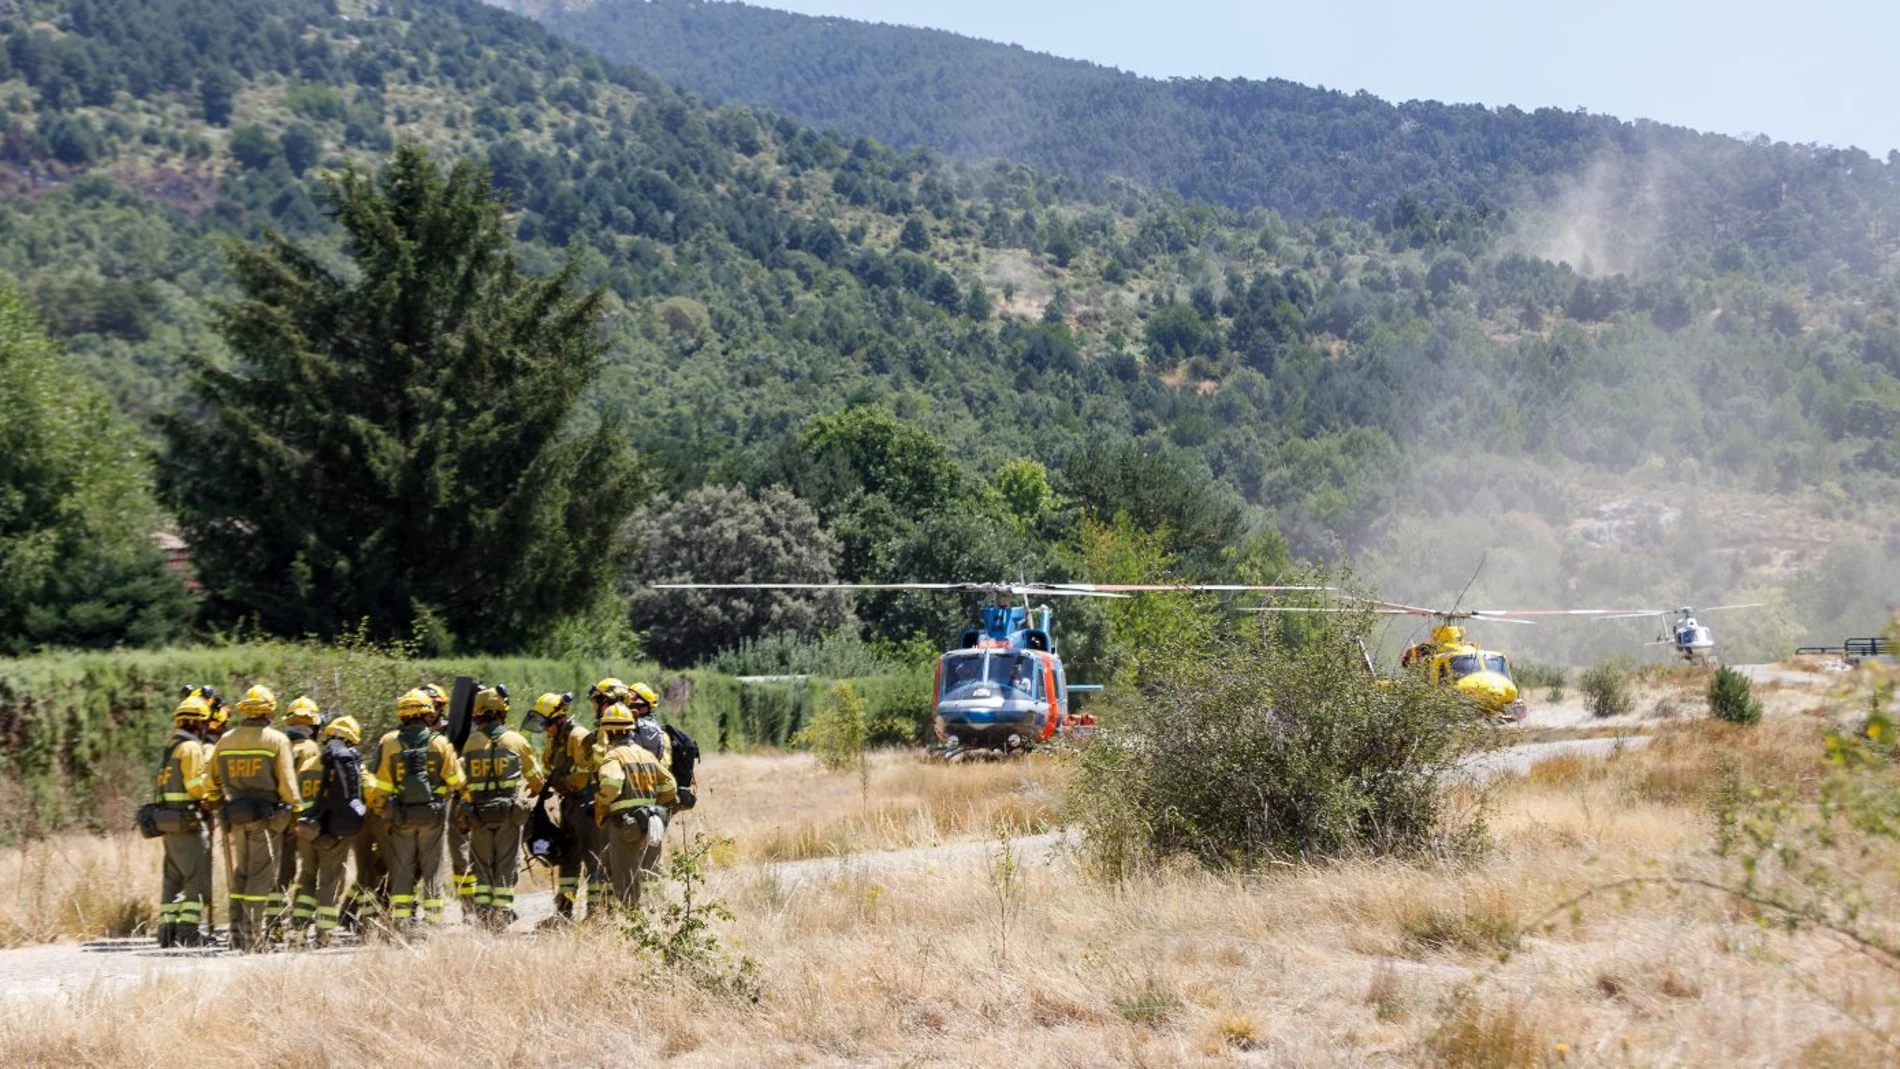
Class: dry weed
1398,883,1523,958
1,724,1896,1065
1428,997,1549,1068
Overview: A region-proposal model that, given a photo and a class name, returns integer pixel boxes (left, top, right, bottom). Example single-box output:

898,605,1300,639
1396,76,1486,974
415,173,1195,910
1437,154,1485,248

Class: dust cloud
1511,149,1676,278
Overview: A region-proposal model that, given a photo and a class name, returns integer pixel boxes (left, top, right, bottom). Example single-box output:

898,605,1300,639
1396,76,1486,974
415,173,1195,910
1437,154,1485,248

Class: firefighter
192,686,228,743
592,702,677,914
423,683,476,919
626,682,673,877
188,686,229,942
304,715,367,948
539,689,600,923
152,694,215,948
459,686,544,930
364,689,465,932
277,695,324,942
206,685,300,952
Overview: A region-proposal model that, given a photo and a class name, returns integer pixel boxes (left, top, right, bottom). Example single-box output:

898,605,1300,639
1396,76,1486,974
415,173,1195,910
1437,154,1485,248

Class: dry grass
694,750,1063,864
2,699,1895,1065
0,833,158,945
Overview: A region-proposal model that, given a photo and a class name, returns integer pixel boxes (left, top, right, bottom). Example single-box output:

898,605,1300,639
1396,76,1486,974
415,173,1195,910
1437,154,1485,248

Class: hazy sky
747,0,1900,156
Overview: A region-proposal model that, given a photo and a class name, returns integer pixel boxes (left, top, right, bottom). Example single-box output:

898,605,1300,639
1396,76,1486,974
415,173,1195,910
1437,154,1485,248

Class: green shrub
1073,603,1485,874
1706,665,1763,725
797,681,868,774
1511,659,1567,691
707,630,895,678
1579,658,1635,719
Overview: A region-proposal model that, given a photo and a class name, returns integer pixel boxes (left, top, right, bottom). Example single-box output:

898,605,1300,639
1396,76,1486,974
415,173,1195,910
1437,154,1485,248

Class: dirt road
0,733,1664,1002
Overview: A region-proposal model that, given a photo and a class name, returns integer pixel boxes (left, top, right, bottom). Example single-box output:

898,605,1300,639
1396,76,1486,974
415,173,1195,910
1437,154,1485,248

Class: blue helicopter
652,580,1319,756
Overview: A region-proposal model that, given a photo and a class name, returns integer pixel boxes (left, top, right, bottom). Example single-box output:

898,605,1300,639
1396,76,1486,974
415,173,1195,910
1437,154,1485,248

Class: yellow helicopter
1252,600,1632,722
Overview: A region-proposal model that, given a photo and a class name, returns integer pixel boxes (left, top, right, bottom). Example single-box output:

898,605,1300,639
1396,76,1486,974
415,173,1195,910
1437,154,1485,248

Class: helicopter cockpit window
941,653,984,697
1483,653,1510,677
940,652,1041,699
988,653,1041,698
1447,654,1482,680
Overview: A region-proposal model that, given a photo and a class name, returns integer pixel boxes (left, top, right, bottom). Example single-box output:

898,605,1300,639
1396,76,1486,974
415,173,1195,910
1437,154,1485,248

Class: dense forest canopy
0,0,1893,663
505,0,1900,283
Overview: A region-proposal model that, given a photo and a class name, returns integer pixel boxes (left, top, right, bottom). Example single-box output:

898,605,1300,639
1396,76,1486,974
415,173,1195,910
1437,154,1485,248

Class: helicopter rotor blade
1694,603,1766,614
1007,585,1130,599
650,582,984,592
648,581,1132,599
1053,583,1336,595
1238,606,1415,614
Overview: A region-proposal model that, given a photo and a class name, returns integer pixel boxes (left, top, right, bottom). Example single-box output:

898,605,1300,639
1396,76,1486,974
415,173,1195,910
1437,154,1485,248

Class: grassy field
2,681,1892,1065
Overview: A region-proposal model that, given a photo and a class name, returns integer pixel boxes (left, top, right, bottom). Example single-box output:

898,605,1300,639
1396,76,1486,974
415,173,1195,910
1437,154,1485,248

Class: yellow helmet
422,683,449,709
396,689,433,720
236,685,278,720
322,715,362,746
596,702,636,729
588,677,629,706
173,695,212,727
473,686,510,717
284,695,322,727
533,692,574,717
629,682,660,711
207,703,229,731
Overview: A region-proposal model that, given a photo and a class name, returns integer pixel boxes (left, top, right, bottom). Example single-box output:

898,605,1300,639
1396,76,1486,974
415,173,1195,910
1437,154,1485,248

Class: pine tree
161,144,644,651
0,281,193,653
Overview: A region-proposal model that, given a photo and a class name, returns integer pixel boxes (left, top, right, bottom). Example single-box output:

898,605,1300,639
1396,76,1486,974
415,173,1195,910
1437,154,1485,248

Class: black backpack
523,788,571,868
317,738,365,838
395,725,438,808
664,723,700,809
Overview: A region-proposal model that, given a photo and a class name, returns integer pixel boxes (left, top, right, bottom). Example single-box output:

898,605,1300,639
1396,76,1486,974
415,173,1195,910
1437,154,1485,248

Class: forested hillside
503,0,1900,283
0,0,1895,665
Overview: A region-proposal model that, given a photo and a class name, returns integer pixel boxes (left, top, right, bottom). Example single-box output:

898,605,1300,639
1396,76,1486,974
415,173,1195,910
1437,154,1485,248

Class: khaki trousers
468,807,526,927
447,799,475,913
604,815,653,914
159,823,211,946
386,813,445,924
553,794,605,919
228,823,281,951
312,833,355,939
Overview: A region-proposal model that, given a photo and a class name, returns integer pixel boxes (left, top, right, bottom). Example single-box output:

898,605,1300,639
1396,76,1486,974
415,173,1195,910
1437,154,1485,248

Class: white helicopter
1601,604,1762,665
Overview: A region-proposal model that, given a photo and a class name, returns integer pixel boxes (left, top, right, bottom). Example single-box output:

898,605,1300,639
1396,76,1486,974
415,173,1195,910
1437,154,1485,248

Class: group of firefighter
144,676,696,951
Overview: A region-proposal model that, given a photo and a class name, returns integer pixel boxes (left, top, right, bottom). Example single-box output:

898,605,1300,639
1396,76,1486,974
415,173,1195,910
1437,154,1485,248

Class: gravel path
0,734,1652,1001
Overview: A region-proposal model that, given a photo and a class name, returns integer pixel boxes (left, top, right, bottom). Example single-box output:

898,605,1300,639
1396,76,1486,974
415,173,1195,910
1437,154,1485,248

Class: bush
798,681,868,774
1511,659,1567,691
707,630,894,678
1072,605,1486,874
1579,658,1634,719
1706,665,1763,725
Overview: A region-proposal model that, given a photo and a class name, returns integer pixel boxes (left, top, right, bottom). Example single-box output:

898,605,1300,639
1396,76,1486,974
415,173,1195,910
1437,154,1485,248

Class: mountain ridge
496,0,1900,283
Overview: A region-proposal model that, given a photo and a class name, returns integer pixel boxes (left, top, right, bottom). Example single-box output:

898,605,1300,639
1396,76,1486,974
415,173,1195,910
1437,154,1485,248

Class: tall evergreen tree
0,281,194,653
161,144,644,651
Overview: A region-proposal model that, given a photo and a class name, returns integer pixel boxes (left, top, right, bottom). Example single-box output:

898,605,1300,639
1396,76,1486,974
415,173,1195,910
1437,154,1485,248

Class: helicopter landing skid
925,742,1019,763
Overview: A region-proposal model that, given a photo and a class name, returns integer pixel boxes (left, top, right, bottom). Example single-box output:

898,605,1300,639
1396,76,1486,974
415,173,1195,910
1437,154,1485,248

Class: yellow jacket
593,740,678,823
365,727,466,811
461,727,546,802
290,735,323,813
155,730,211,806
543,722,596,796
207,722,301,808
